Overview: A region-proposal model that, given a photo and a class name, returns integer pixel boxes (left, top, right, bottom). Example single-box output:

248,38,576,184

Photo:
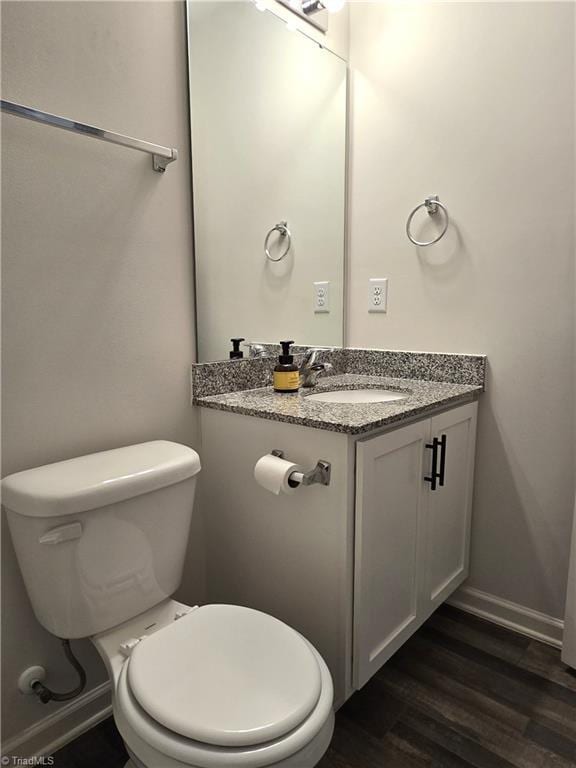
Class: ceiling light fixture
301,0,345,15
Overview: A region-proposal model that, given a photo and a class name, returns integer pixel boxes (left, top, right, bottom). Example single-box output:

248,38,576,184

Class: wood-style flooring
53,605,576,767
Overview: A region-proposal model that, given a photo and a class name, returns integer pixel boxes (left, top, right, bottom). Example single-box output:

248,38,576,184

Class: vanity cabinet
197,398,478,706
353,402,477,687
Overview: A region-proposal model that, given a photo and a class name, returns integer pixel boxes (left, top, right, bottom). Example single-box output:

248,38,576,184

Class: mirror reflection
188,2,347,362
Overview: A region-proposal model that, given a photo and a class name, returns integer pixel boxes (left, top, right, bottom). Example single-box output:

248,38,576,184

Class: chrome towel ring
406,196,449,246
265,220,291,262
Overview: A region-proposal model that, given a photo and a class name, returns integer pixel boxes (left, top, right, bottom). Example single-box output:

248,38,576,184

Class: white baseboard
1,681,112,760
448,586,564,648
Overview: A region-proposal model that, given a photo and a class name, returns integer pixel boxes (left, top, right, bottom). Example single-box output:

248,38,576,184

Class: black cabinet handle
425,435,448,490
438,434,447,487
424,438,440,491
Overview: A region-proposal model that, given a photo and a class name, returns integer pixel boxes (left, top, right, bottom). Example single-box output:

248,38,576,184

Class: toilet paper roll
254,454,303,495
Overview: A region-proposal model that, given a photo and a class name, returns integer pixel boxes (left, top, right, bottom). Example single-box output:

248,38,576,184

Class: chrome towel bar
1,100,178,173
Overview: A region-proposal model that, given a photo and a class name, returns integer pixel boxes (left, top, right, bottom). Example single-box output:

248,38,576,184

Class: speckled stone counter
194,373,482,435
191,347,485,398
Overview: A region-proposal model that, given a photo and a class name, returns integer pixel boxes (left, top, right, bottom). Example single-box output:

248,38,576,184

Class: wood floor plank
52,719,128,768
376,663,575,768
420,627,576,708
333,680,475,767
389,646,529,732
525,721,576,764
436,606,532,651
409,631,576,741
321,714,431,768
518,642,576,694
427,612,529,665
400,707,521,768
389,720,477,768
338,676,407,739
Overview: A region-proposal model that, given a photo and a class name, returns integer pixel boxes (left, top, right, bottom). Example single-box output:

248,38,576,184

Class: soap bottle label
273,370,300,392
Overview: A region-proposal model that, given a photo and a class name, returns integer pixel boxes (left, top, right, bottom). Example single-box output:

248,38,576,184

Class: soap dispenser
273,340,299,393
229,338,245,360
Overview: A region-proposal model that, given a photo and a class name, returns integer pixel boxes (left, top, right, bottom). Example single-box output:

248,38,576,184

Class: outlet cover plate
368,278,388,313
314,281,330,313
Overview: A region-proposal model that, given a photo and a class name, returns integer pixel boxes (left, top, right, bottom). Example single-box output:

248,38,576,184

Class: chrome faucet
243,342,267,359
299,348,333,388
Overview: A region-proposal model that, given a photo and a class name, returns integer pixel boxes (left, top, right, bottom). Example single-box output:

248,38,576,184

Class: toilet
2,441,334,768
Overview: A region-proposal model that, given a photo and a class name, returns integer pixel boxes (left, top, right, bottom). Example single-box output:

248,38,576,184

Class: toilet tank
2,441,201,639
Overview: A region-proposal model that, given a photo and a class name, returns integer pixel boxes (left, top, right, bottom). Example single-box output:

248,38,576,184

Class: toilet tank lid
1,441,201,518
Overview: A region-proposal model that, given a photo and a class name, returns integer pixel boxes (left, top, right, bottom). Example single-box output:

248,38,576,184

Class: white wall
348,2,575,620
1,0,201,752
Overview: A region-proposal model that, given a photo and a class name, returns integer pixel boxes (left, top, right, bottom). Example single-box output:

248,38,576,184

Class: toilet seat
115,605,334,768
127,604,322,747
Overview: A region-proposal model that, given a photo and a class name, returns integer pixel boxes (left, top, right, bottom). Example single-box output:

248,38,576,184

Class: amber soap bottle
273,340,299,393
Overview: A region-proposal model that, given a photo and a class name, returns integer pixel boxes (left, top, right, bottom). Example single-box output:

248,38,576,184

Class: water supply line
31,640,87,704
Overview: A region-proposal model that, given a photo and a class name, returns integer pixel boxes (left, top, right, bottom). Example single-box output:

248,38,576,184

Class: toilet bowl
92,599,334,768
2,442,334,767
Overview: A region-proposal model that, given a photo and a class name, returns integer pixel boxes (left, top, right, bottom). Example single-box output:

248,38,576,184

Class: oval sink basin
305,389,409,404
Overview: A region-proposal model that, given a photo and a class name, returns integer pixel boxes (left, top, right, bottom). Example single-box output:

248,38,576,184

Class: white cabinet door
425,402,478,613
353,420,429,688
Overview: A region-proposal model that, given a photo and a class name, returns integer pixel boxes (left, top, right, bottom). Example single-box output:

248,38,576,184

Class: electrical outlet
314,281,330,313
368,278,388,313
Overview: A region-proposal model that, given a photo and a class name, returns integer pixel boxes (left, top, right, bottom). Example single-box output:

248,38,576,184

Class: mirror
187,1,347,362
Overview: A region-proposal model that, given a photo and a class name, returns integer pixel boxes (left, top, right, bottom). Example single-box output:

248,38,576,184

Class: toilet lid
127,604,322,748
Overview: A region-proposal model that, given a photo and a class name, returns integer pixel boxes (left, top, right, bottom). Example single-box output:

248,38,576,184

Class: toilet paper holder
271,450,331,488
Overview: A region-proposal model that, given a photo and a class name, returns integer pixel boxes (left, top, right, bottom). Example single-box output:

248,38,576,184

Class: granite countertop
194,374,482,435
